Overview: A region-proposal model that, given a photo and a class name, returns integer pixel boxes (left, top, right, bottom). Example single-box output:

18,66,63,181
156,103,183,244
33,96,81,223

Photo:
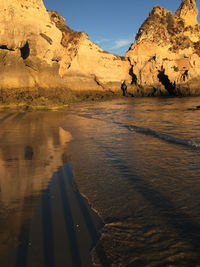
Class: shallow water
0,112,102,267
64,97,200,266
1,97,200,266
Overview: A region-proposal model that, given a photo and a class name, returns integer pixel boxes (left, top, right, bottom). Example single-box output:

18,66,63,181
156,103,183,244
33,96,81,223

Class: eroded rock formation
126,0,200,96
1,0,200,97
49,11,131,91
0,0,131,94
176,0,198,26
0,0,66,89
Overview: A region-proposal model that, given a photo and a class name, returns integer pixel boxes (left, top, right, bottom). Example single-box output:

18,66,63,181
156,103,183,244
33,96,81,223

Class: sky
43,0,200,56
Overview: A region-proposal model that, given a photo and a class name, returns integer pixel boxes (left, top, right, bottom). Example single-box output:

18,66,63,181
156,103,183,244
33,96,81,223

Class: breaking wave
122,124,200,149
71,112,200,149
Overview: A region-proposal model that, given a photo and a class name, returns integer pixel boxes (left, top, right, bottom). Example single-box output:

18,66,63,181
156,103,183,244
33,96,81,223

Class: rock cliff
49,11,131,91
1,0,200,98
0,0,66,90
126,0,200,96
0,0,131,96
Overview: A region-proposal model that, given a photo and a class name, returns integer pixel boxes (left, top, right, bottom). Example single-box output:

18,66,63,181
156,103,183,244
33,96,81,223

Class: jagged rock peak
125,0,200,97
133,5,175,44
175,0,198,26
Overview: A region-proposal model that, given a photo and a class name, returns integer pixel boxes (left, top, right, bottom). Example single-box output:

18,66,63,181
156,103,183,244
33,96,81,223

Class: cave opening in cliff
20,42,30,60
0,45,14,51
157,69,176,96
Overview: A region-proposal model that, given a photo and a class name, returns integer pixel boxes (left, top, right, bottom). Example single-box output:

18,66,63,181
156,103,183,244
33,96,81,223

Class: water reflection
0,112,71,266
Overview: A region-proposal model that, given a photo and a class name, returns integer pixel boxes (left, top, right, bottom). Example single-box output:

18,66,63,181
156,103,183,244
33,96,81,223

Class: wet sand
2,97,200,266
0,112,103,267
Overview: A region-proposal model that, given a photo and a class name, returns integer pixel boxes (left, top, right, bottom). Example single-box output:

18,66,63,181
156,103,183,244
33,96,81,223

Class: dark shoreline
0,88,123,111
0,88,199,112
2,86,200,111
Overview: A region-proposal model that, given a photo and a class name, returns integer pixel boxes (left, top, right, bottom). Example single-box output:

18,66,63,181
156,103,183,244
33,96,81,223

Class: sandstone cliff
0,0,131,97
0,0,66,90
1,0,200,99
126,0,200,96
49,11,131,91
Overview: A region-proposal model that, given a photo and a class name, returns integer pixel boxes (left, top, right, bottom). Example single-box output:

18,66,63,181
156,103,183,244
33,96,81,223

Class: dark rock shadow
157,69,176,96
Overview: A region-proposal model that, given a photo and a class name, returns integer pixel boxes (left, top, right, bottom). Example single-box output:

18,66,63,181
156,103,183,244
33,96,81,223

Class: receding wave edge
120,123,200,149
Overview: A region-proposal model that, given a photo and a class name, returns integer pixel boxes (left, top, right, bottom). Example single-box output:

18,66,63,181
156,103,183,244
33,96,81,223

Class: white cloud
112,39,132,50
93,36,134,55
95,38,112,44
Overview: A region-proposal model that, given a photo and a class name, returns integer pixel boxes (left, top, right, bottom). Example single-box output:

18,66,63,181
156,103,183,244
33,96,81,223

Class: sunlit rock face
49,11,132,91
0,0,65,89
176,0,198,26
126,0,200,96
2,0,200,95
0,0,131,92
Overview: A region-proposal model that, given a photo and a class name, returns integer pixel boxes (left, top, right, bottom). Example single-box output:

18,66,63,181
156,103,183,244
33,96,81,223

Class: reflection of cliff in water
0,112,71,261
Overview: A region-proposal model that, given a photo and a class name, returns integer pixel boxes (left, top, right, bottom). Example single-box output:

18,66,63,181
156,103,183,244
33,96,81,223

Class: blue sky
43,0,199,55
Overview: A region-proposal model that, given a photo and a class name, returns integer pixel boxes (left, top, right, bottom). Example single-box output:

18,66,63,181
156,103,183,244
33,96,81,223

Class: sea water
1,97,200,266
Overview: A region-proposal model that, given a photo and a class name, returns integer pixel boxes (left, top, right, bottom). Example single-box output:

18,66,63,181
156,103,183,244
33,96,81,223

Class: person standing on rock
121,81,127,96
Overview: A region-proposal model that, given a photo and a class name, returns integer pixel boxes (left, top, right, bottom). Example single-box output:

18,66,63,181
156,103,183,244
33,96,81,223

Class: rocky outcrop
49,11,131,91
0,0,131,95
0,0,66,90
176,0,198,26
2,0,200,98
126,0,200,96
